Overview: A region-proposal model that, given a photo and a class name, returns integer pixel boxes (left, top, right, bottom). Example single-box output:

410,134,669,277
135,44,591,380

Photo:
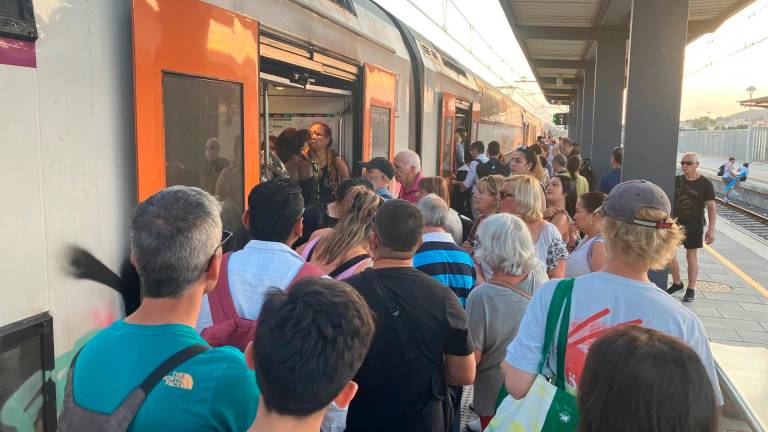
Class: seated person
58,186,258,431
246,278,375,432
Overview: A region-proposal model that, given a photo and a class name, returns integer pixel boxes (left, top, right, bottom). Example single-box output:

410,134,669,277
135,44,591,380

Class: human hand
705,230,715,245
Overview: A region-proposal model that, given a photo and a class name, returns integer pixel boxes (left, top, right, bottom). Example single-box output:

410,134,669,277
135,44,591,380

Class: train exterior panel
0,0,543,429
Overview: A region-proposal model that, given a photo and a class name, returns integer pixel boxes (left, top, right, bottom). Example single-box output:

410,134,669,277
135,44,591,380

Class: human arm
462,161,478,190
550,213,569,242
444,354,476,386
588,240,606,272
444,289,476,385
705,200,716,244
547,259,566,279
502,361,537,399
466,289,487,366
335,158,351,180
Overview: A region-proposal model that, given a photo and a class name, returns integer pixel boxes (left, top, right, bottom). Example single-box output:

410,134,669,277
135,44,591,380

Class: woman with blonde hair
467,213,548,429
466,175,506,247
499,175,568,279
297,185,381,279
501,180,723,412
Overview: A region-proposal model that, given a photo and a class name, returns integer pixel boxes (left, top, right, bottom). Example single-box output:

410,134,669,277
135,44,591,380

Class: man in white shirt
196,178,308,331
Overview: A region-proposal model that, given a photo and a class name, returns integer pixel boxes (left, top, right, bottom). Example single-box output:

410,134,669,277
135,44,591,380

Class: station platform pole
580,60,595,159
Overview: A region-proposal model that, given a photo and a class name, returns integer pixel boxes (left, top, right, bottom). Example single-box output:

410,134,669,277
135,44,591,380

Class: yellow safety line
703,244,768,299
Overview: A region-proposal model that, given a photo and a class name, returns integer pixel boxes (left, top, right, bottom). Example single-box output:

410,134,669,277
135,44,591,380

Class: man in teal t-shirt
63,186,259,431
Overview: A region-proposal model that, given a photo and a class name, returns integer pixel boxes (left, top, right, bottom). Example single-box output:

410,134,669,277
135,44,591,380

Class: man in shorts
668,152,716,302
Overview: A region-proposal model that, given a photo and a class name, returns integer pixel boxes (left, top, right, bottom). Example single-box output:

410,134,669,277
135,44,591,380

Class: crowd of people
57,126,723,432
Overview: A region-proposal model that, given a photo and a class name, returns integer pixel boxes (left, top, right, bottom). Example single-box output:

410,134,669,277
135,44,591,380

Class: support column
592,28,627,181
622,0,689,288
568,104,576,140
575,84,584,145
580,60,596,159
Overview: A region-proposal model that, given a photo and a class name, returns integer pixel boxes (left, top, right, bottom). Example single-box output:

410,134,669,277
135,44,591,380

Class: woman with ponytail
566,155,590,198
297,186,382,279
305,122,351,206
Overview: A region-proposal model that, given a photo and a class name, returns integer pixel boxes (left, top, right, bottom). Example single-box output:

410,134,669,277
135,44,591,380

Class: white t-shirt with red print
504,271,723,405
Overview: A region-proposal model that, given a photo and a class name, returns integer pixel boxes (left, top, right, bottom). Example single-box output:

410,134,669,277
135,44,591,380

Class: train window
441,117,454,176
370,106,391,159
0,0,37,40
162,73,245,244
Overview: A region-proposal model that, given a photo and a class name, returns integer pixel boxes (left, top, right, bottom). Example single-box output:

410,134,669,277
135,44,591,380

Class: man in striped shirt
414,194,477,306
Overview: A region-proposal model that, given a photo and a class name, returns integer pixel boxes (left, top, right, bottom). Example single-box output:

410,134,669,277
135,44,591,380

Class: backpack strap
328,254,370,279
139,344,210,394
302,236,322,261
207,253,237,324
288,262,327,289
537,278,574,390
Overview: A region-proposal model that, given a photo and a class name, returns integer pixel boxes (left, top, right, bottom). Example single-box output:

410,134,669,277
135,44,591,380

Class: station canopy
498,0,756,105
740,96,768,109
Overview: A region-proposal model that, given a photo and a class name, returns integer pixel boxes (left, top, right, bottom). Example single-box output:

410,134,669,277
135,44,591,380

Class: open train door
132,0,260,207
438,92,456,177
362,64,397,162
471,102,481,144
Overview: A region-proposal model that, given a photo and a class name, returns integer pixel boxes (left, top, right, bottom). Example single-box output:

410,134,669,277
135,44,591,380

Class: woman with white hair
466,213,548,430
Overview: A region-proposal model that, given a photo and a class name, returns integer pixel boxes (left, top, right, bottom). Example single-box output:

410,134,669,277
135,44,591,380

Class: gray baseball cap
601,180,673,229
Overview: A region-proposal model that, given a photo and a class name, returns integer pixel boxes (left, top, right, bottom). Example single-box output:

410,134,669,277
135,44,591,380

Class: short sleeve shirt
673,174,715,223
73,320,258,431
504,272,723,406
344,267,472,431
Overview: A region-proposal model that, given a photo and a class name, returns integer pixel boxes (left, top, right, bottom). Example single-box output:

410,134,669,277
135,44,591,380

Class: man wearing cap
361,157,395,200
502,180,723,408
667,152,716,302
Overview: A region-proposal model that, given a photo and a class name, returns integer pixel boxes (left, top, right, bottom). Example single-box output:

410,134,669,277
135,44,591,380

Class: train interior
260,53,358,176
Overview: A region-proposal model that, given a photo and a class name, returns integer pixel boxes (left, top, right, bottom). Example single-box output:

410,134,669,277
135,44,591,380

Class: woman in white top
498,175,568,279
466,213,548,429
565,192,607,278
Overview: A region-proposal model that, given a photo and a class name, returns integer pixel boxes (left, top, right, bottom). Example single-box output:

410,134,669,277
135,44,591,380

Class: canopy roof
498,0,756,104
740,95,768,109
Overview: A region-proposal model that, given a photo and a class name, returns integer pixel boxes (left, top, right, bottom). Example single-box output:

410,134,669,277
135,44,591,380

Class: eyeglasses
680,160,696,166
499,190,514,200
207,230,234,270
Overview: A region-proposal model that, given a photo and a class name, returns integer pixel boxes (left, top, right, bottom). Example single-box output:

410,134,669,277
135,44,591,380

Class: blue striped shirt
413,232,476,306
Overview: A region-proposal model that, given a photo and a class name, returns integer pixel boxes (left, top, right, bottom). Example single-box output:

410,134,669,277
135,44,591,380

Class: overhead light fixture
274,86,285,91
556,75,564,87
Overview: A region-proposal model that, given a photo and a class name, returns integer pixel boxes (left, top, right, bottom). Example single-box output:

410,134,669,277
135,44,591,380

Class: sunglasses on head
680,160,696,166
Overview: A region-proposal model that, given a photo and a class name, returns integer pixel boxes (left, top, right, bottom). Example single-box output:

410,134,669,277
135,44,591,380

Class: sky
377,0,768,121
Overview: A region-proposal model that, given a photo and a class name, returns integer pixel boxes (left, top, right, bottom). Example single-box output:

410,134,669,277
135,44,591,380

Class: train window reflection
370,106,391,159
162,73,245,250
441,117,453,176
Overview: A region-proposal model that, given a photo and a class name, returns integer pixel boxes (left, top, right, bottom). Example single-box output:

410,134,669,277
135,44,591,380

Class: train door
132,0,259,248
362,64,397,162
438,92,456,177
258,34,358,176
471,102,481,146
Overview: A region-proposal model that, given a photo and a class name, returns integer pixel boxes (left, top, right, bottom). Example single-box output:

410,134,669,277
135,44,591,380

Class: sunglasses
207,230,234,270
680,160,696,166
499,190,514,200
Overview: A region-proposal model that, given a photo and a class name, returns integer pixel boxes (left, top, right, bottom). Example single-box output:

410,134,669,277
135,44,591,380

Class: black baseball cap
359,157,394,179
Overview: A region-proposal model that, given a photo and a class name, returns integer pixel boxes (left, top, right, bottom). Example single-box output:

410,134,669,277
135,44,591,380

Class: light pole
747,86,756,162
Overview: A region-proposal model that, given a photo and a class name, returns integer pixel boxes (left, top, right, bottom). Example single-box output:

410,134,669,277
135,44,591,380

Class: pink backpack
201,253,326,351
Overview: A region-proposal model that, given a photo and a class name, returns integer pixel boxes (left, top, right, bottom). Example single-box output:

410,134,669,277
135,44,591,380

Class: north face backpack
200,253,326,351
477,158,511,178
58,344,209,431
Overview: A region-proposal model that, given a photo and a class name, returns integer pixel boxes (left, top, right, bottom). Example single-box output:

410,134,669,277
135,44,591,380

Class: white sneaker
467,418,482,432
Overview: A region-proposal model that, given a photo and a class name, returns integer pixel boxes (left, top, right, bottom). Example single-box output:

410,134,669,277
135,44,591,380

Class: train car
0,0,542,429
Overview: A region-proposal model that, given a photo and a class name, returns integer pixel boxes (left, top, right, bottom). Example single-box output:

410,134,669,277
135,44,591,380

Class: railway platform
681,153,768,211
670,208,768,430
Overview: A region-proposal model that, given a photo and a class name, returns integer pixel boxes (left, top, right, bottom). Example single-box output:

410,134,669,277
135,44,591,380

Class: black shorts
679,218,704,249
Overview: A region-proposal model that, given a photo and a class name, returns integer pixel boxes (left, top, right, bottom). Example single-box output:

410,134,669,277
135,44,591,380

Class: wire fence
678,127,768,161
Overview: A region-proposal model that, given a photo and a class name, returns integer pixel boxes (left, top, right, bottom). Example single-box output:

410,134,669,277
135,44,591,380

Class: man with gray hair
413,194,477,307
58,186,258,431
393,149,424,203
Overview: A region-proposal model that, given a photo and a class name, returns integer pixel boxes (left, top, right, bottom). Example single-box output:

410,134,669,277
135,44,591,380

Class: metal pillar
575,84,584,144
592,28,627,181
568,104,576,140
622,0,689,288
581,60,596,159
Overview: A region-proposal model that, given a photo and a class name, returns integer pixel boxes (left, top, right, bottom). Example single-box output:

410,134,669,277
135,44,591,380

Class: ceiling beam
531,59,585,69
545,89,578,95
539,77,582,85
518,25,626,40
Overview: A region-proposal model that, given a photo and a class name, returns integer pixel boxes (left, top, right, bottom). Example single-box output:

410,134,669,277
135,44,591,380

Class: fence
678,127,768,161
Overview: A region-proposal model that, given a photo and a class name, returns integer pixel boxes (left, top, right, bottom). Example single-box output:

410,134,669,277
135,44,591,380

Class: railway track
715,197,768,241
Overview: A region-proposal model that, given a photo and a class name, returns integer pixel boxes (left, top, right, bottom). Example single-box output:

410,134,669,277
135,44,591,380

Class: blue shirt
598,168,621,194
413,232,477,306
73,320,258,431
376,187,394,200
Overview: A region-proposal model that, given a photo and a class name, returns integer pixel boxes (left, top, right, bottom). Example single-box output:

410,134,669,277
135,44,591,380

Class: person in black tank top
305,122,350,206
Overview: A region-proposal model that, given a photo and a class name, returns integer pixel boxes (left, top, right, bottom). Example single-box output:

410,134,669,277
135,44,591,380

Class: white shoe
467,418,482,432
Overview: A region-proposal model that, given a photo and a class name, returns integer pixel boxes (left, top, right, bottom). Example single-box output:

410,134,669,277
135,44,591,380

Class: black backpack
717,164,725,177
477,158,510,178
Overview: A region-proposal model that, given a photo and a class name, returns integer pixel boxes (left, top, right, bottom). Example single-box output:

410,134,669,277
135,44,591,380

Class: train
0,0,544,428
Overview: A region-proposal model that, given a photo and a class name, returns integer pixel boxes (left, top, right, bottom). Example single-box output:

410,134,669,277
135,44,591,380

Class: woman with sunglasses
464,175,506,251
508,148,549,185
304,122,351,207
499,175,568,279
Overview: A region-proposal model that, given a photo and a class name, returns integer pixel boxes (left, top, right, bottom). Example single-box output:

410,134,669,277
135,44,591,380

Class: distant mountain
717,109,768,123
